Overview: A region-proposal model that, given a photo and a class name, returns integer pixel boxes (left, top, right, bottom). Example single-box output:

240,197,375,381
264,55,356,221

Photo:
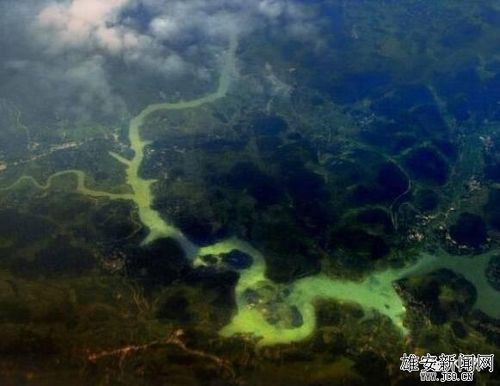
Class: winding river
1,36,498,347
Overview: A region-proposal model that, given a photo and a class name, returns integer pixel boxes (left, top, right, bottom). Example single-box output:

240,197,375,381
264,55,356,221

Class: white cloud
258,0,285,19
0,0,322,122
37,0,134,53
150,16,180,40
35,0,319,54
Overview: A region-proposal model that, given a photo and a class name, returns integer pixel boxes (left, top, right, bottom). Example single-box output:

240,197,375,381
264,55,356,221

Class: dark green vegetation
1,0,500,385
